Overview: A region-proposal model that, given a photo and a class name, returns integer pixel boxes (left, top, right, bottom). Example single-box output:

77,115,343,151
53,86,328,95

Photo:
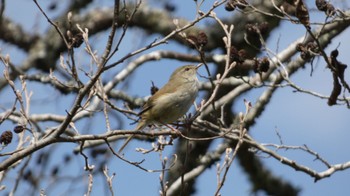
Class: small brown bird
118,64,201,153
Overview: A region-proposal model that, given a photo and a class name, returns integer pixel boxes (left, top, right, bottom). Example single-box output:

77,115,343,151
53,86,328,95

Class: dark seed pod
259,22,269,35
229,46,240,63
150,81,159,95
164,3,176,12
325,3,335,17
197,31,208,47
14,125,25,134
225,2,236,12
236,0,248,10
253,58,259,73
316,0,327,11
331,49,339,58
259,57,270,72
245,23,258,36
186,35,198,49
0,131,13,145
72,32,84,48
238,49,247,62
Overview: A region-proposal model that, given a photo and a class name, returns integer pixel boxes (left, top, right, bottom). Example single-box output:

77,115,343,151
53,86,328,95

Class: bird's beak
196,63,203,69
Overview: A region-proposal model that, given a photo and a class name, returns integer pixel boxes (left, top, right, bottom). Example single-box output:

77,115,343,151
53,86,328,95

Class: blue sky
1,0,350,195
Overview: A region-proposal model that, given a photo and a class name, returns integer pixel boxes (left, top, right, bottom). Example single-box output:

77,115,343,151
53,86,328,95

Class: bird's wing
138,103,152,116
137,81,179,116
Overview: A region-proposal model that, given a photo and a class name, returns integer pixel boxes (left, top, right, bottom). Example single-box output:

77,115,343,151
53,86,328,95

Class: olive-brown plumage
118,64,201,153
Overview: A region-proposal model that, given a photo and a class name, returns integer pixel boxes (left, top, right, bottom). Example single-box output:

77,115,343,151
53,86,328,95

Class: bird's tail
118,134,134,154
118,120,146,154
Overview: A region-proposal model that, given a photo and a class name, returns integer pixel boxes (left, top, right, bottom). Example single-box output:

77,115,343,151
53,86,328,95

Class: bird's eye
185,67,190,71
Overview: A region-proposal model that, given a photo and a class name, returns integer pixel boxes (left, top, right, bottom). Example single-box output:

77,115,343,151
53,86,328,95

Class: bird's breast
151,82,198,123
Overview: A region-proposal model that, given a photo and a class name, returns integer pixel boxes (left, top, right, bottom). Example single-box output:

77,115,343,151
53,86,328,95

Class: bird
118,64,201,153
